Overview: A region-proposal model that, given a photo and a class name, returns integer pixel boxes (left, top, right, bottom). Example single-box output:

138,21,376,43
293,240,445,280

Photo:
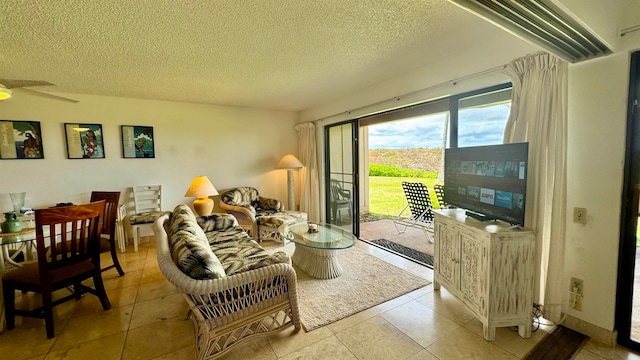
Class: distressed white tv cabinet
433,209,535,341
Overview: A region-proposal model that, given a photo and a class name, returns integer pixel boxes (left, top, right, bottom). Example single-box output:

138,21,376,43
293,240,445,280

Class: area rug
369,239,434,267
274,243,431,331
523,326,589,360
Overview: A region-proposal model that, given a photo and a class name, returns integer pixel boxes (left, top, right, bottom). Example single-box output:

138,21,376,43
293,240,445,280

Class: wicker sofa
153,204,301,360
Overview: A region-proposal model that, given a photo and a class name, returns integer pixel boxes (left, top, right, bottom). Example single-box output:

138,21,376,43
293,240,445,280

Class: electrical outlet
573,207,587,224
570,277,584,311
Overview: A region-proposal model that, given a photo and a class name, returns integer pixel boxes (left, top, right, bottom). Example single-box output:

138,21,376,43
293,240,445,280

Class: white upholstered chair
128,185,164,252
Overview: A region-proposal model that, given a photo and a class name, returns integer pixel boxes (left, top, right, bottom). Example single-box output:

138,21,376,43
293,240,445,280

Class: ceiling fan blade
0,79,55,89
18,88,79,103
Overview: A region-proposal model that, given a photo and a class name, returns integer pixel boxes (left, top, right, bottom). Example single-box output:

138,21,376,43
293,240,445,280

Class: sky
368,103,511,149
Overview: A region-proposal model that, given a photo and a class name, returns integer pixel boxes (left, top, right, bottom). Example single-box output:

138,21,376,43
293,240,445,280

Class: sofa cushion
130,211,166,225
206,234,290,276
257,210,307,227
168,205,225,279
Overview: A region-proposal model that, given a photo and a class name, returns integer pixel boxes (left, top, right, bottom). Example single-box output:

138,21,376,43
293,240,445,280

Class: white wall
0,92,299,216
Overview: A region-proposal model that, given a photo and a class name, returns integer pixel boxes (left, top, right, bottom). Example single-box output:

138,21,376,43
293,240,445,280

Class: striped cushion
130,211,166,225
168,205,225,279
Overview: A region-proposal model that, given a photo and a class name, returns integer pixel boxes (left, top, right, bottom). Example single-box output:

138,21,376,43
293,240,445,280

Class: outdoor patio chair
433,184,448,209
329,178,352,224
393,181,434,242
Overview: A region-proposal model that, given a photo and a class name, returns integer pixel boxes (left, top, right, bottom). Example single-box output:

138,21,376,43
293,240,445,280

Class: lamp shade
0,86,12,100
184,176,218,197
276,154,303,169
185,176,218,216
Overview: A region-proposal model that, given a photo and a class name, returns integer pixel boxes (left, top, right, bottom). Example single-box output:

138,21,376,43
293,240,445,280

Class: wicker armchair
153,213,301,360
219,186,307,242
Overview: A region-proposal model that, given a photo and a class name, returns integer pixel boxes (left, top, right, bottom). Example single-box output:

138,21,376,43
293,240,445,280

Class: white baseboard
562,314,617,347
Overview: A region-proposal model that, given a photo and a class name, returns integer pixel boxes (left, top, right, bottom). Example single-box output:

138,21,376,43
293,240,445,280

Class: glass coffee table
288,223,356,279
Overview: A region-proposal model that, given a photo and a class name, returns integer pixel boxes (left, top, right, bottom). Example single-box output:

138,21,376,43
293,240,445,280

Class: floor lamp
277,154,303,211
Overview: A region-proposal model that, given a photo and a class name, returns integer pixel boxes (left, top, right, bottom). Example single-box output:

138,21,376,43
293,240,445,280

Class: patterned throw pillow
167,204,226,279
171,230,226,279
256,197,282,211
197,213,238,232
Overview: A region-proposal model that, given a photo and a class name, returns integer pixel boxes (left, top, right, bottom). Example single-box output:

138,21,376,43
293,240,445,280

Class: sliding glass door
616,50,640,352
325,120,358,236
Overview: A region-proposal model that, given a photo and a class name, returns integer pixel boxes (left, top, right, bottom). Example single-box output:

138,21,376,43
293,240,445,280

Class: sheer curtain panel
503,51,568,322
295,122,321,222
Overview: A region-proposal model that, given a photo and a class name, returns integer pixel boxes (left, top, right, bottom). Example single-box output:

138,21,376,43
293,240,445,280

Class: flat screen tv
443,142,528,227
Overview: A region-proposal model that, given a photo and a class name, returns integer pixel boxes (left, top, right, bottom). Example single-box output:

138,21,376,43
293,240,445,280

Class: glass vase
9,192,26,214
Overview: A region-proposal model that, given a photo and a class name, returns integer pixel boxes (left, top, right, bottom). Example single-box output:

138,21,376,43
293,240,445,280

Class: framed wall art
0,120,44,159
121,125,155,158
64,123,105,159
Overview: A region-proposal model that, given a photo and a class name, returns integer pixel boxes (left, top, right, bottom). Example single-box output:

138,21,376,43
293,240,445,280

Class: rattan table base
291,245,344,279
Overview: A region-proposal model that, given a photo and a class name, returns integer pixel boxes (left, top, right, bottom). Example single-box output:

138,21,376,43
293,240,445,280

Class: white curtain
295,122,321,222
503,52,568,322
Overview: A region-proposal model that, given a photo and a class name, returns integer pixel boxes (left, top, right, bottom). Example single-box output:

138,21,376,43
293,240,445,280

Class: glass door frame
615,50,640,351
324,119,359,237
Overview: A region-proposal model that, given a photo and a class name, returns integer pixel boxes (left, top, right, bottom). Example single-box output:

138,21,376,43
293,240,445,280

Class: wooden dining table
0,226,37,333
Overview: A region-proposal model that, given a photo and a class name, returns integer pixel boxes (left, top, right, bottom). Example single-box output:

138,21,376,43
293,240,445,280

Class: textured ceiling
1,0,533,111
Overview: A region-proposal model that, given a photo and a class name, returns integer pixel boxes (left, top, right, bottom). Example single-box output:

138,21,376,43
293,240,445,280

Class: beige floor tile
72,285,139,318
139,267,165,284
327,293,413,333
381,299,461,347
135,278,179,302
426,327,518,360
268,326,334,358
416,287,477,326
45,331,126,360
407,349,440,360
103,269,143,291
121,316,194,360
50,304,134,351
463,318,548,358
149,345,196,360
279,335,357,360
573,349,608,360
129,292,189,329
581,339,640,359
0,323,56,359
212,338,278,360
335,315,424,360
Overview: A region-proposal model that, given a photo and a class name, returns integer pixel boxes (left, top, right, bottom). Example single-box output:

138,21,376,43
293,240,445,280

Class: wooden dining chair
90,191,125,276
2,201,112,339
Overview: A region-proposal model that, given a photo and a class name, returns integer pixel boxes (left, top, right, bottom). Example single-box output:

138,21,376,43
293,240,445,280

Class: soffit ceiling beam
448,0,612,63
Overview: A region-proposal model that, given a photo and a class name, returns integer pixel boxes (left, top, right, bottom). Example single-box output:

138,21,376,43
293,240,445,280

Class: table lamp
184,176,218,216
276,154,303,211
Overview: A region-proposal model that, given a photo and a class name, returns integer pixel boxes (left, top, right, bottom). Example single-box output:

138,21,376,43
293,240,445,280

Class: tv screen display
444,142,528,226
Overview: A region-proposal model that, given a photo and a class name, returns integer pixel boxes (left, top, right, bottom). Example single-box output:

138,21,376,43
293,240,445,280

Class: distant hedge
369,164,438,178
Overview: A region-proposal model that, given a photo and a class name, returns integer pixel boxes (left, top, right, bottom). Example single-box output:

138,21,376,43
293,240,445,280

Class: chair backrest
90,191,121,237
401,181,434,222
433,184,447,209
133,185,162,214
221,187,260,207
35,200,105,277
329,179,345,201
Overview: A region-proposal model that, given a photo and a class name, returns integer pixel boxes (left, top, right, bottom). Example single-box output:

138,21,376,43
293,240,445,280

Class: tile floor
0,236,638,360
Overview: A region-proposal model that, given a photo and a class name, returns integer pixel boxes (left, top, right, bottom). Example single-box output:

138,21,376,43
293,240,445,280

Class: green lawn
368,176,442,218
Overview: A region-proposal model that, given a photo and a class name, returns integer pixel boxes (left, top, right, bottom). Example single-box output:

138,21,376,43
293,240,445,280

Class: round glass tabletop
288,223,356,250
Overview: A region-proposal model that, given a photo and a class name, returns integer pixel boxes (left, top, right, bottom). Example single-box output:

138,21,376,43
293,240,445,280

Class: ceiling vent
449,0,612,63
